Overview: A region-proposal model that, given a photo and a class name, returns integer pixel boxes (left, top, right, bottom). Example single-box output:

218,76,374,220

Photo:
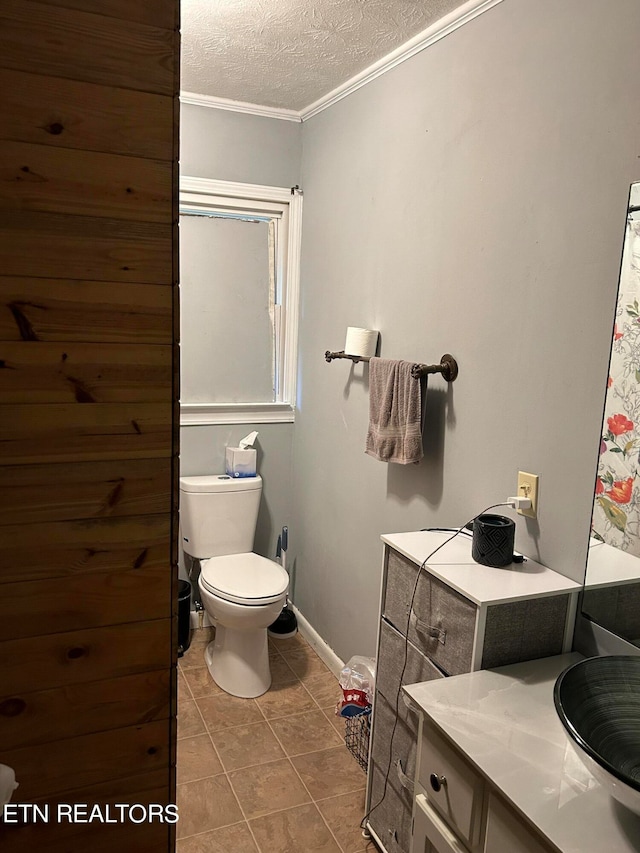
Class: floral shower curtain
593,217,640,553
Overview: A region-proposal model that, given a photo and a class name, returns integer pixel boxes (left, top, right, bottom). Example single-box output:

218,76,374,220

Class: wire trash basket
344,707,371,771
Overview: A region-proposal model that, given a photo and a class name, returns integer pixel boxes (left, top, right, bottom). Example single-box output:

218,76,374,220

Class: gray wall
291,0,640,660
179,105,301,562
180,103,302,186
180,424,293,561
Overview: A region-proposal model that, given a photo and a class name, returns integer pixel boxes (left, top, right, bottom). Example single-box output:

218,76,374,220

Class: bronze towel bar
324,351,459,382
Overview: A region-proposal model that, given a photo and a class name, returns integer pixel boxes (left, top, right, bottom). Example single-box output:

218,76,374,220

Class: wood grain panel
0,342,171,403
0,0,179,842
0,0,175,95
0,211,172,283
0,69,174,160
0,277,172,344
0,805,170,853
0,141,172,222
1,669,171,751
0,565,170,641
0,458,172,524
36,766,171,804
0,402,172,464
0,514,170,584
0,719,169,800
0,769,171,852
1,619,171,695
36,0,176,30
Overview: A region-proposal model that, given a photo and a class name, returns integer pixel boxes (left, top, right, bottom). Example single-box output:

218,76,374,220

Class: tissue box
225,447,257,478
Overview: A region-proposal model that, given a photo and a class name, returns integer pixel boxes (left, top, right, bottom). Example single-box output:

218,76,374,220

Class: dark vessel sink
554,655,640,814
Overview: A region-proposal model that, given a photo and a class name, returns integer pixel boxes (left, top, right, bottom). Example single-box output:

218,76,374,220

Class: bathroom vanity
404,653,640,853
365,531,582,853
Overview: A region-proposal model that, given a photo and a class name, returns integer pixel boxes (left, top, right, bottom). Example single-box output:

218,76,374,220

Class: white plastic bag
337,655,376,717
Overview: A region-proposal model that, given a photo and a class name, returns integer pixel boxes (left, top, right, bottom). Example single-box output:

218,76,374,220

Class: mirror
583,182,640,644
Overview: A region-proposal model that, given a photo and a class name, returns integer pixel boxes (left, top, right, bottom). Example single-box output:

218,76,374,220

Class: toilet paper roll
345,327,379,358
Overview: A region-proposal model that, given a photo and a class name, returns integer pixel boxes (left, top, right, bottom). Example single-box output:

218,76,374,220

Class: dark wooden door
0,0,179,849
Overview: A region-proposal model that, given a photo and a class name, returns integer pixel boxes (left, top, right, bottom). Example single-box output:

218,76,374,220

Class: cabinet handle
429,773,447,793
396,759,415,794
410,610,446,645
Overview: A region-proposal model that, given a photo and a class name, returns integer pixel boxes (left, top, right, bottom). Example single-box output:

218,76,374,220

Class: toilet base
205,626,271,698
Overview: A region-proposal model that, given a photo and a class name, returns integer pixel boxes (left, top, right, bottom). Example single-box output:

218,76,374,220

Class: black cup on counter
471,514,515,567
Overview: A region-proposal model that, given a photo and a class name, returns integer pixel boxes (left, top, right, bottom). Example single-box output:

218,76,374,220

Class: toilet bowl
179,473,290,699
197,552,288,698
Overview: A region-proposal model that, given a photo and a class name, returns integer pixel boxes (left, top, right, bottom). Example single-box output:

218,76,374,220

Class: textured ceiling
181,0,464,112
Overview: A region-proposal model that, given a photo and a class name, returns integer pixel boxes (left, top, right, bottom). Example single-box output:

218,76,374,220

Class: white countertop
382,531,582,606
405,654,640,853
586,538,640,590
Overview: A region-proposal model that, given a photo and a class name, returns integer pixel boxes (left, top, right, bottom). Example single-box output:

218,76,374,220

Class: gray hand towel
365,358,424,464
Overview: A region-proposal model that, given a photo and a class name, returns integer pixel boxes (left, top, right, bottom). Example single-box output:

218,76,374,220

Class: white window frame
179,177,302,425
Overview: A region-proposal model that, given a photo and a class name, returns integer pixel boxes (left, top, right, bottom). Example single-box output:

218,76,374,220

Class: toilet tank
179,474,262,559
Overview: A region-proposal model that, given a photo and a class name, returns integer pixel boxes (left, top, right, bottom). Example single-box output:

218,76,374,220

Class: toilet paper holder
324,350,459,382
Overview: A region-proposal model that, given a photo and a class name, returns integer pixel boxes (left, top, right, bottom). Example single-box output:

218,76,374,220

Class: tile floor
177,627,378,853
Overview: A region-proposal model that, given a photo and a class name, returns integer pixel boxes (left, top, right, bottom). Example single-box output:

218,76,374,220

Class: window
179,178,302,424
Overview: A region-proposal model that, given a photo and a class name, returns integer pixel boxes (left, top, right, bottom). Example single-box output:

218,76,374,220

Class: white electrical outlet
517,472,539,518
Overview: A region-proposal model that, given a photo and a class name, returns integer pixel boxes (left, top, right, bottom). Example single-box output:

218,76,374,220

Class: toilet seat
200,552,288,606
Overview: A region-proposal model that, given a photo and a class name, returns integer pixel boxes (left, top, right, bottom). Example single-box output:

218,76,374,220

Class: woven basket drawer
370,691,419,789
376,619,444,708
384,547,477,675
368,761,413,853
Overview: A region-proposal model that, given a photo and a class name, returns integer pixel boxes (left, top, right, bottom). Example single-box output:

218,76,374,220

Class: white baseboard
291,604,344,678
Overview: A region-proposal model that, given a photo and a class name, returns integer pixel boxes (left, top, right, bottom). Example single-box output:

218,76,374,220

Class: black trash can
177,579,192,657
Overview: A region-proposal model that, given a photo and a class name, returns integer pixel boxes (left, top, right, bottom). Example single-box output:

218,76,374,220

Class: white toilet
179,474,289,698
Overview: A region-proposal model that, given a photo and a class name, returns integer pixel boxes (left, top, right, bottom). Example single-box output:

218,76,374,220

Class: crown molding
181,0,503,124
300,0,504,120
179,91,302,122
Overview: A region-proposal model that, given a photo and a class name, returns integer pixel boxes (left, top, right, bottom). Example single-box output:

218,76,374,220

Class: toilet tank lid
179,474,262,494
